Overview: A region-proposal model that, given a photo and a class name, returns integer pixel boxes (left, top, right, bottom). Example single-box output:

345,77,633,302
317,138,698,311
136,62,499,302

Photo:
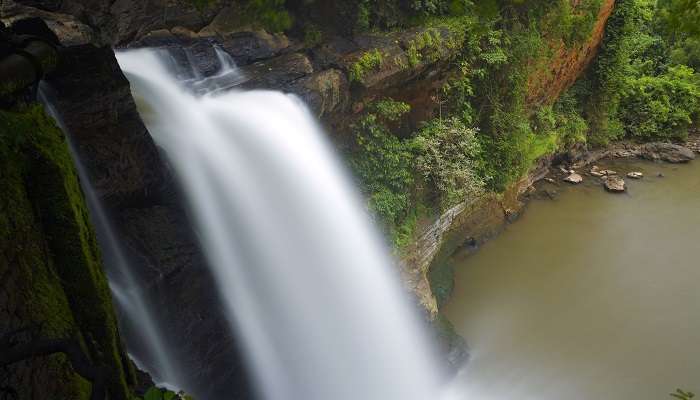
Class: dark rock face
238,52,314,89
47,45,166,206
118,206,255,400
217,30,291,66
640,142,696,163
0,106,133,400
13,0,223,45
1,0,95,46
287,69,349,118
44,42,255,399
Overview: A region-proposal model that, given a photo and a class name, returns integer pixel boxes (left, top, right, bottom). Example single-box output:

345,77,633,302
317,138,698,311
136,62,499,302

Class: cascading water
38,86,188,392
116,48,445,400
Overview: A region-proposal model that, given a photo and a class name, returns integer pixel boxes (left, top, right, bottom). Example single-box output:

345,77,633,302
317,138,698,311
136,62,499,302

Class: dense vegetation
335,0,700,248
184,0,699,248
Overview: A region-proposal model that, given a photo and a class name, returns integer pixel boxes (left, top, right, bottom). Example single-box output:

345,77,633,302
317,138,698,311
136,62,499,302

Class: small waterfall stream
116,48,445,400
39,86,189,392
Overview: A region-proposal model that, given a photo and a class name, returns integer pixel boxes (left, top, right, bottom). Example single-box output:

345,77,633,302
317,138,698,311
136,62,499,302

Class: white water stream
116,48,444,400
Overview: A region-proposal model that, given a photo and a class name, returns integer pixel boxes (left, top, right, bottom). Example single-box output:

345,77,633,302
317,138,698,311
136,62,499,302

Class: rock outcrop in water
603,175,626,192
640,143,696,163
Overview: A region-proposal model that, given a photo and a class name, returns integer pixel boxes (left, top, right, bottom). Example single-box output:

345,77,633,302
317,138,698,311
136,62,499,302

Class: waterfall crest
116,48,444,400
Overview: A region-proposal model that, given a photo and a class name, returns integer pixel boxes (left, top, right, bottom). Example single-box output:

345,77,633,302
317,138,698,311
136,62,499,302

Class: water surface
445,160,700,400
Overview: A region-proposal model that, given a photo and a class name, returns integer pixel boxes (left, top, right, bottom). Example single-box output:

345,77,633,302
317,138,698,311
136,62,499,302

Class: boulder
640,143,695,163
627,171,643,179
238,52,314,90
287,69,349,118
563,173,583,184
216,30,290,66
604,176,626,192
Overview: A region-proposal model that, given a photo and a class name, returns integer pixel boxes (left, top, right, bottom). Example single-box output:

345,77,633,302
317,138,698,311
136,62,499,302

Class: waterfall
38,85,189,392
116,48,445,400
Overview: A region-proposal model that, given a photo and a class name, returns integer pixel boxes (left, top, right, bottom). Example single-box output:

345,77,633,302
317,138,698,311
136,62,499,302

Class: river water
445,159,700,400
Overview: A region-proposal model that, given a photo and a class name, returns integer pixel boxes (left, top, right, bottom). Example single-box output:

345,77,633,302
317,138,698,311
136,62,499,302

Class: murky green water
444,160,700,400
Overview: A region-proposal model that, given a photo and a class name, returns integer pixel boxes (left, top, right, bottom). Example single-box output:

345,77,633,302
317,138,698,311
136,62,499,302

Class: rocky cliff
1,0,618,397
0,105,134,399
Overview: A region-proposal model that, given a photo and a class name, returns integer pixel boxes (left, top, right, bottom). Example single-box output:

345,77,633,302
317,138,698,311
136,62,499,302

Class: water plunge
116,48,444,400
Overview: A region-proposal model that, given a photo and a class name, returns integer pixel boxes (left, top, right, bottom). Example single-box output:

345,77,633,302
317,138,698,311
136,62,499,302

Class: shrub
620,65,700,140
349,49,384,83
348,100,415,242
414,117,484,208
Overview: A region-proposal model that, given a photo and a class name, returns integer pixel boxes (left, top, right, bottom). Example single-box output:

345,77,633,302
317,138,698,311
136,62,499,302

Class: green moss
0,105,132,399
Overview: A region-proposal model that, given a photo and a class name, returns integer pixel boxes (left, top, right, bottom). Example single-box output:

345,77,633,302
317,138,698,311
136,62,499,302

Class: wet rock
1,0,95,45
47,44,167,204
102,0,222,45
238,52,314,90
599,169,617,176
119,205,255,400
310,35,359,70
627,171,643,179
432,314,469,372
217,30,290,66
640,143,695,163
590,165,603,177
287,69,349,118
604,176,626,192
563,173,583,184
544,177,556,184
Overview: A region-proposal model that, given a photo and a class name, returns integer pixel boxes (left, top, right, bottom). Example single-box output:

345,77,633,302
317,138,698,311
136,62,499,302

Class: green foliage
583,0,650,145
372,98,412,121
349,49,384,82
657,0,700,40
139,387,193,400
342,0,700,250
543,0,604,46
406,28,443,67
620,65,700,140
352,0,474,31
303,24,323,47
582,0,700,144
356,0,371,31
247,0,293,32
414,117,484,208
348,100,415,243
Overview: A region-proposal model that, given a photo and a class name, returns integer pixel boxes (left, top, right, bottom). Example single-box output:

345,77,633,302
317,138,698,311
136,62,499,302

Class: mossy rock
0,105,133,399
